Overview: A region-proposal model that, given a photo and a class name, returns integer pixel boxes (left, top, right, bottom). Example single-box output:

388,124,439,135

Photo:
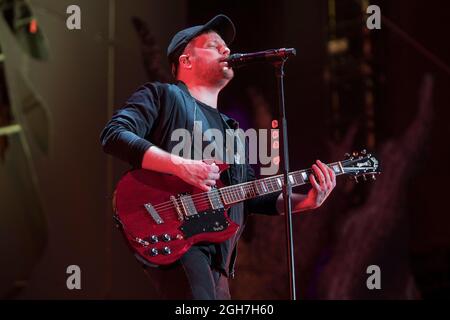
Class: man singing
100,14,336,299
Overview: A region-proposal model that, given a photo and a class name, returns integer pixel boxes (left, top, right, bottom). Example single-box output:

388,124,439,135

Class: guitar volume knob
148,248,158,256
145,235,158,243
162,246,171,255
162,234,171,242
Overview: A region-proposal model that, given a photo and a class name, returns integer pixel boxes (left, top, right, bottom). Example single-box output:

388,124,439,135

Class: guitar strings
150,171,303,213
149,160,357,214
149,164,339,213
154,182,276,215
153,170,288,210
151,180,270,213
150,171,284,211
150,174,282,213
134,159,364,215
149,160,349,212
150,166,331,213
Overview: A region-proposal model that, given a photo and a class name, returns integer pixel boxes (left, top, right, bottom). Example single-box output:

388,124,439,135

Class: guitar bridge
144,203,164,224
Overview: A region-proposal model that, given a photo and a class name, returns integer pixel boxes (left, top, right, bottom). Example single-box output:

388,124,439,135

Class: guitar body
113,165,239,266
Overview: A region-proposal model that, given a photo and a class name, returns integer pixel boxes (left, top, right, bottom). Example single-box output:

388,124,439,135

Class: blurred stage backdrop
0,0,449,299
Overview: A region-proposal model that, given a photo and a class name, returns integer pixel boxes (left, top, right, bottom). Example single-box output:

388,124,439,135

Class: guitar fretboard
218,162,345,205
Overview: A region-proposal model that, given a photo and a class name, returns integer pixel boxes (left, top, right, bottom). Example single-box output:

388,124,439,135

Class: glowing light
29,19,38,34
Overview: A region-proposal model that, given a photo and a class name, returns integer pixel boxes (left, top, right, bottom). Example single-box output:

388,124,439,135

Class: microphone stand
273,58,296,300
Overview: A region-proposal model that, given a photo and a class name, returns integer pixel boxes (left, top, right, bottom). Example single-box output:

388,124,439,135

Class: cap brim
199,14,236,46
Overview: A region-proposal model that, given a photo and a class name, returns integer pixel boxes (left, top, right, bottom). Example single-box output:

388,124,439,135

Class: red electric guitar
113,150,380,266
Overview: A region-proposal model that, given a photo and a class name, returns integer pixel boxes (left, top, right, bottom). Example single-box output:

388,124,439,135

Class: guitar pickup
180,195,198,217
144,203,164,224
208,188,224,210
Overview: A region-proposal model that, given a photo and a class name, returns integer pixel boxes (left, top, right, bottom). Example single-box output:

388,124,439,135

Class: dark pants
142,246,231,300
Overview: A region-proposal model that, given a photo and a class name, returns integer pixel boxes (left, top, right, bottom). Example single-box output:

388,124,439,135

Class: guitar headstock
341,150,380,182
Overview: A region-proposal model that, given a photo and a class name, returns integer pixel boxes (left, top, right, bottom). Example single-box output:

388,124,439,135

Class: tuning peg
362,175,367,181
361,149,367,155
344,152,351,158
352,151,359,157
354,176,359,183
371,174,376,180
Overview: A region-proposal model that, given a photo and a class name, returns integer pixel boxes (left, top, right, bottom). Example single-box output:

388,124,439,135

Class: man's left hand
276,159,337,214
305,159,336,209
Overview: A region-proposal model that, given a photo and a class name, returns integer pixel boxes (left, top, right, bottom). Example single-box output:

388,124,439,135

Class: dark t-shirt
188,99,225,263
193,99,226,163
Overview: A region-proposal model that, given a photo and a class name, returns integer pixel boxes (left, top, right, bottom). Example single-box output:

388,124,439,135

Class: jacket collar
175,80,240,130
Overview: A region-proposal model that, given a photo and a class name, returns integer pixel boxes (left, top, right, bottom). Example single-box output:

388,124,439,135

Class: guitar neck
218,162,345,205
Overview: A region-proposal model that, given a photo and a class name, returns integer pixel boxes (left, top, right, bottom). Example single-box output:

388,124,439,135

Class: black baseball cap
167,14,236,65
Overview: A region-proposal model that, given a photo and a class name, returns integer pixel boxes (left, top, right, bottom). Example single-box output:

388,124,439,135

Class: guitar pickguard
179,208,230,239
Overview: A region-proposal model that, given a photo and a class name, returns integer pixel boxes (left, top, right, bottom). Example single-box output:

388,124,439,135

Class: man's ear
178,54,192,69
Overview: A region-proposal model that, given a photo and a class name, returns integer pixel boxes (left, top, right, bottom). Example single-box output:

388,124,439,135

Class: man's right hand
176,159,221,192
142,146,221,192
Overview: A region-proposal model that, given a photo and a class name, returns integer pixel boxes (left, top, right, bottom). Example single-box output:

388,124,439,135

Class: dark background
0,0,449,299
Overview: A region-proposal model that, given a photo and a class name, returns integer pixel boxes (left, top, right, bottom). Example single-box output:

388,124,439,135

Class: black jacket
100,81,280,277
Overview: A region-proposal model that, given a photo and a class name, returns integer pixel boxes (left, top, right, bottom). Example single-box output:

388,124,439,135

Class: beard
197,59,234,87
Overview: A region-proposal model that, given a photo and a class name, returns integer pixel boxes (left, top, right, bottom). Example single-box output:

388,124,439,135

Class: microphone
224,48,296,68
